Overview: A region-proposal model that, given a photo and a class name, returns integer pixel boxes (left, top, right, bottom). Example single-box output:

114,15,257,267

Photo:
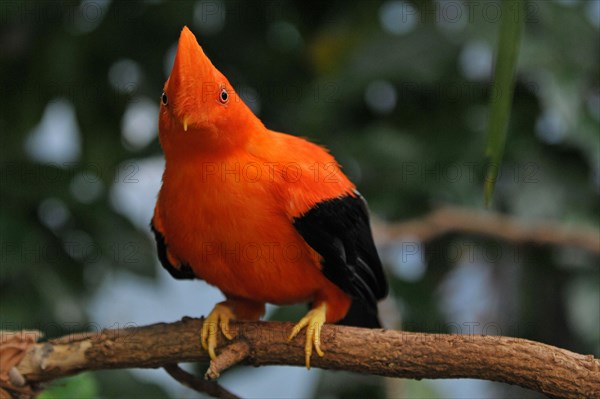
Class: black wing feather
150,220,197,280
293,193,388,326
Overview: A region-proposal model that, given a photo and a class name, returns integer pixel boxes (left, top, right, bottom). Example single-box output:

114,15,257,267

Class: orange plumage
152,26,387,368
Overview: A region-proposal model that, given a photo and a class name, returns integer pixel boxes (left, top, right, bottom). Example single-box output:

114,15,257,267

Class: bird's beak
168,26,217,132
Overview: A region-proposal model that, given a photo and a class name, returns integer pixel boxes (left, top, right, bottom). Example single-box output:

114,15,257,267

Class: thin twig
163,364,241,399
374,206,600,254
206,340,250,380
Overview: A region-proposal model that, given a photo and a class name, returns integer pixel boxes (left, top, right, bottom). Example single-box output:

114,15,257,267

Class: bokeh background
1,0,599,398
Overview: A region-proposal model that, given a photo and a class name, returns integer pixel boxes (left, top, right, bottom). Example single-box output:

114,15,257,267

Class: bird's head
158,26,260,158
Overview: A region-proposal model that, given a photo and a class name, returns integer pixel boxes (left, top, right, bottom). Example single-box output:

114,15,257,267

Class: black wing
150,220,197,280
292,192,388,327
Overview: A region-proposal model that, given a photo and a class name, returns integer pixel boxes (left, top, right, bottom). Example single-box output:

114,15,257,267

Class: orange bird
152,26,388,368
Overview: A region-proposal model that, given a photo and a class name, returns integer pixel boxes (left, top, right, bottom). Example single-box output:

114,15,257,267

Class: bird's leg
201,302,235,360
288,302,327,369
201,299,265,360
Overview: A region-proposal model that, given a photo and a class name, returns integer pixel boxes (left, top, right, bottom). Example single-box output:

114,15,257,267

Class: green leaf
38,373,98,399
484,0,525,207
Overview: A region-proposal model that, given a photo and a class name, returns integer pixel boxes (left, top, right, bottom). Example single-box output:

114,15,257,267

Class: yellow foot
201,303,235,360
288,302,327,369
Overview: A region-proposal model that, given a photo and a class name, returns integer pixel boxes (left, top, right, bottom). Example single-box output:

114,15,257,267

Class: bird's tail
336,300,381,328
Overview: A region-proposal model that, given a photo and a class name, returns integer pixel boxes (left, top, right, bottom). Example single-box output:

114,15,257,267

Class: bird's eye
219,88,229,104
161,92,168,105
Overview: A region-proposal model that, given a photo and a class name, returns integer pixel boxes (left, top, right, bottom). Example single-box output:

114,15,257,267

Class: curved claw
288,303,327,369
201,303,235,360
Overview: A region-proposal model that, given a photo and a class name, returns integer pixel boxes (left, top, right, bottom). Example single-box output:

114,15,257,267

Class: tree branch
163,364,241,399
5,319,599,399
374,206,600,254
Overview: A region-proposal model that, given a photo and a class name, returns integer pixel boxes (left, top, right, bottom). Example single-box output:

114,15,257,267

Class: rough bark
7,319,600,399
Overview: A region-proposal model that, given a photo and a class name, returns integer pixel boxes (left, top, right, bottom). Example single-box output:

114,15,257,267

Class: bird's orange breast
156,150,335,304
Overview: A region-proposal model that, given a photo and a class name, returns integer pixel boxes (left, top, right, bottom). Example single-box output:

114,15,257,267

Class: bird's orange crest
159,26,260,159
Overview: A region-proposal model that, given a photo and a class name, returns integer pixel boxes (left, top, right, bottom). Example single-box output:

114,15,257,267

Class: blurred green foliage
483,0,523,206
1,1,598,398
38,373,98,399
